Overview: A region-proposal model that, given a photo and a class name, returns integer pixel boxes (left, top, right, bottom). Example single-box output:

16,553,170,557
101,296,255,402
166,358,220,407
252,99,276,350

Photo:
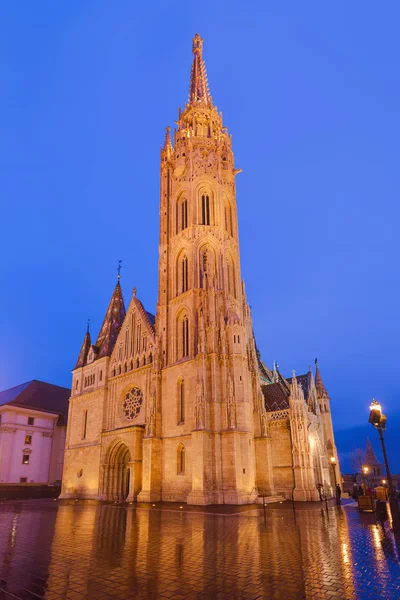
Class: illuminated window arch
177,443,185,474
200,193,211,225
224,200,233,236
176,196,188,233
177,312,189,359
226,257,236,297
177,379,185,424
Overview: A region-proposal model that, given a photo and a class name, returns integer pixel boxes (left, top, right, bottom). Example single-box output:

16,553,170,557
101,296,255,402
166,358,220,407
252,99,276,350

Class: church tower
138,34,260,504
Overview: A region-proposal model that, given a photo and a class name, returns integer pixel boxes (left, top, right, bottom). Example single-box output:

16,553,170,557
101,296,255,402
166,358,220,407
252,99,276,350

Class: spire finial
188,33,211,106
162,126,173,158
87,318,90,334
117,260,122,280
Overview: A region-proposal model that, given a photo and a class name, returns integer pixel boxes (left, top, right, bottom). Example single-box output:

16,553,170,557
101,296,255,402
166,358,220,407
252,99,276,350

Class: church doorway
103,441,131,502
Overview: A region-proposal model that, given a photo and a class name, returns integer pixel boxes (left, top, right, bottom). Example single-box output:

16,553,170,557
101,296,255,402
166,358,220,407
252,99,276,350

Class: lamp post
330,456,338,503
369,399,400,536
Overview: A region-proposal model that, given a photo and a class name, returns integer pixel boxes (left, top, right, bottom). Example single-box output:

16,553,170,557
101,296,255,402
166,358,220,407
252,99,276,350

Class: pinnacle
188,33,212,106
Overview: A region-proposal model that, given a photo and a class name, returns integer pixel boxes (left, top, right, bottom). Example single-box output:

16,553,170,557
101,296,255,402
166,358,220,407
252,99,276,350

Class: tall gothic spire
95,280,126,359
188,33,212,106
315,359,329,397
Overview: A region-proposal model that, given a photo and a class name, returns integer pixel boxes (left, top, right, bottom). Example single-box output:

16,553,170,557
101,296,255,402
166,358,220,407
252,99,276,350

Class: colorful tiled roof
262,383,290,412
95,281,126,359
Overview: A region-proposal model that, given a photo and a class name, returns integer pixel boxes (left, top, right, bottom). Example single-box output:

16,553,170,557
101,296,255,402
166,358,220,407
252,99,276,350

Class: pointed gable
365,438,381,467
75,331,92,369
96,281,126,359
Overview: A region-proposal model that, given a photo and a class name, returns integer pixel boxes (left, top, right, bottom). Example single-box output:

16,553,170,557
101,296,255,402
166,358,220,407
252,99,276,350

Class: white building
0,380,70,484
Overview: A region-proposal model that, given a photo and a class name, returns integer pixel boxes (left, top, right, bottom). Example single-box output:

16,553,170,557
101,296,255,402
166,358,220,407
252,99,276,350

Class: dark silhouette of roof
365,438,381,467
0,380,70,425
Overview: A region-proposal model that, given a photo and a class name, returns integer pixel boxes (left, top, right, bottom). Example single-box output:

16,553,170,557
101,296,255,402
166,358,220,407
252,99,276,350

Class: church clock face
122,387,143,420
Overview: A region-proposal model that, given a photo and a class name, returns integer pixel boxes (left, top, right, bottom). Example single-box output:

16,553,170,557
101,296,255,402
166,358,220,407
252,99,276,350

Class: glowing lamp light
369,399,383,427
382,479,387,485
363,466,369,474
330,456,336,465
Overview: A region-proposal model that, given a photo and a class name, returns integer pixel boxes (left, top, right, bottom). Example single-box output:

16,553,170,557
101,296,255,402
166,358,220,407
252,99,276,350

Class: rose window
122,387,143,420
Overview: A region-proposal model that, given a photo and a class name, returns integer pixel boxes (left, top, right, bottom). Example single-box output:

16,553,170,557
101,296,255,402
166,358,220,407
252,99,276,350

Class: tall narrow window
182,317,189,357
178,380,185,424
225,203,233,236
82,410,88,439
181,256,188,293
177,444,185,474
181,199,188,230
201,194,210,225
227,260,236,297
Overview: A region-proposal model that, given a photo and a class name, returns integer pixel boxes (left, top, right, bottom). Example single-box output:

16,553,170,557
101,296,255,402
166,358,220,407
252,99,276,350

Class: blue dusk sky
1,2,399,470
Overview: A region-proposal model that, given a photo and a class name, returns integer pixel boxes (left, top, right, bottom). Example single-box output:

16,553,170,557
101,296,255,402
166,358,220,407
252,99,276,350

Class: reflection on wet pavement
0,500,400,599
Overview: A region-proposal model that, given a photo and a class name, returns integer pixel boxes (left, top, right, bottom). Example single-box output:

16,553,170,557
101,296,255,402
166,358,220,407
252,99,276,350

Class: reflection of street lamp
362,466,369,491
369,399,400,536
330,457,338,502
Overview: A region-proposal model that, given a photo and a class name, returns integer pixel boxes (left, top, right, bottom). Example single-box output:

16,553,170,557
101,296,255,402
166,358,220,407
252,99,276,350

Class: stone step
255,495,286,505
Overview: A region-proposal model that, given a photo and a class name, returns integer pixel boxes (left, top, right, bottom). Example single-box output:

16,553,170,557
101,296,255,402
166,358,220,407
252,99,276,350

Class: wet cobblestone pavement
0,500,400,599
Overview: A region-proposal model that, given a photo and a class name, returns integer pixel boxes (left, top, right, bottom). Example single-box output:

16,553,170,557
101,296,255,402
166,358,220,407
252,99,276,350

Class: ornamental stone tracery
122,387,144,420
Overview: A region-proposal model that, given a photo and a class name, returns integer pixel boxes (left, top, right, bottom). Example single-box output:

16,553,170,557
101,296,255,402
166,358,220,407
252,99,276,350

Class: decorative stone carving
147,390,156,437
195,376,205,430
227,371,236,429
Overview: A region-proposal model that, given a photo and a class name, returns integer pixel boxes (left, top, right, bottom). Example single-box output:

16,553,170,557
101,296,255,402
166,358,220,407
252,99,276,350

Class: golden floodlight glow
363,466,369,474
330,456,336,464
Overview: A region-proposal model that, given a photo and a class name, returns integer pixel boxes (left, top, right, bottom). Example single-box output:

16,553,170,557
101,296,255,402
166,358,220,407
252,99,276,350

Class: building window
25,435,32,445
178,380,185,424
82,410,88,440
201,194,210,225
181,256,188,293
227,260,236,297
176,198,188,233
20,477,27,483
75,380,79,390
225,202,233,236
177,444,185,475
27,417,34,426
182,317,189,358
22,454,30,465
99,370,103,382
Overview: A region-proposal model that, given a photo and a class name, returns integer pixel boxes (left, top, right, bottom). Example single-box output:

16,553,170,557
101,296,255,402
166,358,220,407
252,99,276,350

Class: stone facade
61,34,340,504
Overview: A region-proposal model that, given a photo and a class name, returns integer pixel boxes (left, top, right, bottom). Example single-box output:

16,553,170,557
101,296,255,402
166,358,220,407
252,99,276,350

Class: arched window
75,380,79,390
176,198,188,233
82,410,88,440
177,444,185,475
225,202,233,236
201,194,210,225
182,317,189,358
227,259,236,297
181,255,188,293
177,380,185,424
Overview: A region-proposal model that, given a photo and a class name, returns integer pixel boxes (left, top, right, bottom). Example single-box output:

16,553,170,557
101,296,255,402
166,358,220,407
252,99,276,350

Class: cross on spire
87,318,90,333
117,260,122,280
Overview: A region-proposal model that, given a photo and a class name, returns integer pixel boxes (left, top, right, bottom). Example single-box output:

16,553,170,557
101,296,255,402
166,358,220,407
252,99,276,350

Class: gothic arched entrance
102,441,131,502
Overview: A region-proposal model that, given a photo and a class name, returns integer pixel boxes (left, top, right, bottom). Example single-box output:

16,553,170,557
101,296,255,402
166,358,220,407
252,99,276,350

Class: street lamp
368,399,400,536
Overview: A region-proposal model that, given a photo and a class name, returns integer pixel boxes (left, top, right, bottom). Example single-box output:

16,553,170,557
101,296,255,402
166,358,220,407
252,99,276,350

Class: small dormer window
28,417,34,426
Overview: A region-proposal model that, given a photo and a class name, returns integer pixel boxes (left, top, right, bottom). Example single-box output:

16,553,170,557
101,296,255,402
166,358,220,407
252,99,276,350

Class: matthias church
62,35,340,504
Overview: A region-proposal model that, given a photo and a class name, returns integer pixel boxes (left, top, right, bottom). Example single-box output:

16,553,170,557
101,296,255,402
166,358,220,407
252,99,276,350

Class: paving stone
0,500,399,599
